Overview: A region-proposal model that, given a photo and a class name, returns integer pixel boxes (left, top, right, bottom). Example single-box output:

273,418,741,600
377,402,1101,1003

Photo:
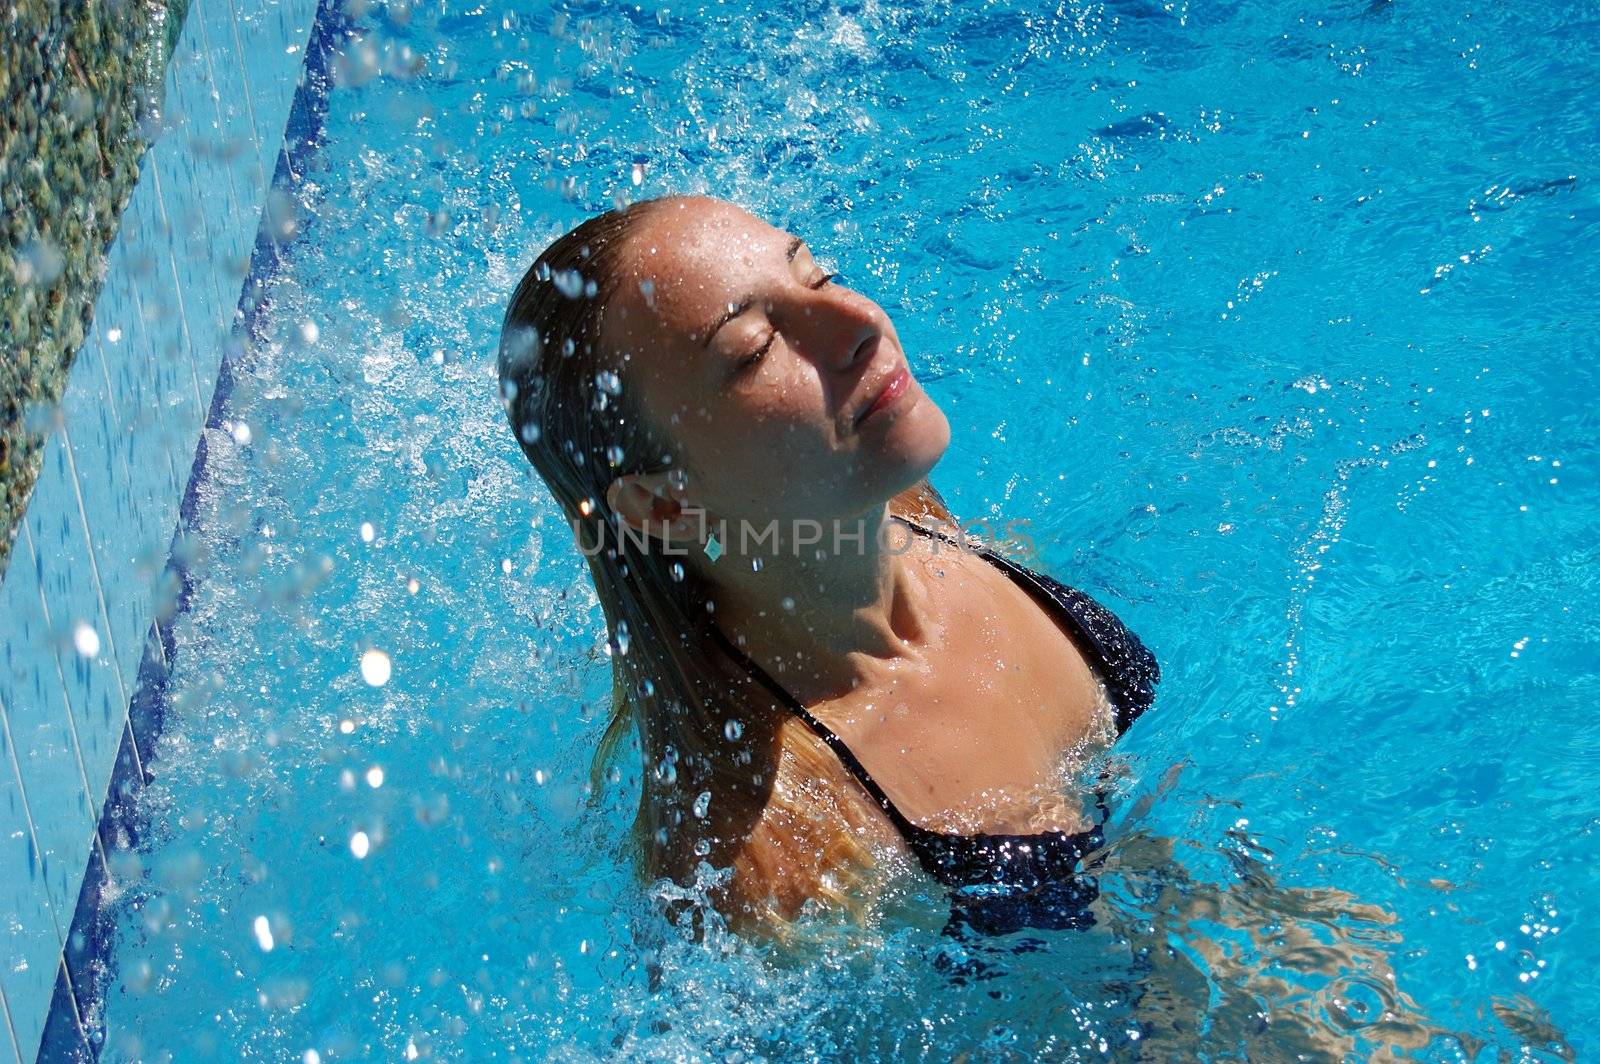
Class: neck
697,504,939,706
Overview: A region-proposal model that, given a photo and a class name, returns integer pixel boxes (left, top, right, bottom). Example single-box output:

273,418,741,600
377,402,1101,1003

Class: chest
827,547,1113,830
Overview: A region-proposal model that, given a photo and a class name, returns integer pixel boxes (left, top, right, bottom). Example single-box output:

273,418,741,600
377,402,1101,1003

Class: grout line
146,163,209,422
0,692,88,1059
0,973,24,1064
124,273,187,515
223,0,269,198
189,0,253,330
55,425,138,779
16,519,118,882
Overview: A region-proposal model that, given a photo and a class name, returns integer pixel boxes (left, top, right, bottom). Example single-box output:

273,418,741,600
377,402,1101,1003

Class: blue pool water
87,0,1598,1058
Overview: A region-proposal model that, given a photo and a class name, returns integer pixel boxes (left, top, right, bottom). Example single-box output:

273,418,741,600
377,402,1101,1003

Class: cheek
730,373,834,451
678,378,837,485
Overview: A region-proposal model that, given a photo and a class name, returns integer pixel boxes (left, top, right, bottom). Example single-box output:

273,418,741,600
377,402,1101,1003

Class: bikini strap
701,514,1141,839
901,516,1158,733
703,617,925,840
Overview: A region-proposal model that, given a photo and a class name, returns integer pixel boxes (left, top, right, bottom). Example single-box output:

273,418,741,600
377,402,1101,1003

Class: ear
605,470,695,541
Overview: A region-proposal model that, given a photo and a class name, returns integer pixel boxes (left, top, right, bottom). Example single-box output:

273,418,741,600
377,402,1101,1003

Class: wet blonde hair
496,195,956,934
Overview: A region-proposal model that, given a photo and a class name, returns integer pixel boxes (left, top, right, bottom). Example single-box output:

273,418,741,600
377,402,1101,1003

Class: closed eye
739,272,838,370
740,331,777,370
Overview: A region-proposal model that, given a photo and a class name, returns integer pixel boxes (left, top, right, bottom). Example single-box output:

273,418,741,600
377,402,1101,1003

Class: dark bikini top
704,516,1161,911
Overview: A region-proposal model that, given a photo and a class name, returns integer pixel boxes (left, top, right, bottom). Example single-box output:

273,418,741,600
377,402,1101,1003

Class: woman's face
600,197,951,532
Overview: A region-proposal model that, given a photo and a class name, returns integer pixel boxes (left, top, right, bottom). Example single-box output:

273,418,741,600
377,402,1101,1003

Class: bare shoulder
717,717,903,929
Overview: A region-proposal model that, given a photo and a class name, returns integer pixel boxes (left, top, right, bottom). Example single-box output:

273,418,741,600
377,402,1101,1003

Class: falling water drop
553,268,584,298
72,622,100,658
253,915,275,951
360,649,392,686
723,719,744,740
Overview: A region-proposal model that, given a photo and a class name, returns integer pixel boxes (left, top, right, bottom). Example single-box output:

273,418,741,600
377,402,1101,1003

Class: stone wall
0,0,182,579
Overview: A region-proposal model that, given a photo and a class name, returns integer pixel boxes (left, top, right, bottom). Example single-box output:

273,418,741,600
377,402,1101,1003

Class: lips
854,364,912,427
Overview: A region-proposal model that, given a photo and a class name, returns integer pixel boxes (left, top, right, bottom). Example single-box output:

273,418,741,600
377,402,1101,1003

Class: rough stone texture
0,0,182,580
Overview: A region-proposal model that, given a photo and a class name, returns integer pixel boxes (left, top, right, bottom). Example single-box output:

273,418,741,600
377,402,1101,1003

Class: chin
871,394,952,500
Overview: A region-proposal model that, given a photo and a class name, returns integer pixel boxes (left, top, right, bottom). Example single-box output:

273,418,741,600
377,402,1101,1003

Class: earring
703,531,723,563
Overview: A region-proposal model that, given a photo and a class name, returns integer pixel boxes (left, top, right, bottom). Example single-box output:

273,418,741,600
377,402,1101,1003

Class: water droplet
360,649,392,686
366,766,385,788
596,369,622,395
552,268,584,298
723,719,743,740
632,162,645,186
253,915,275,951
360,522,375,543
72,622,100,658
605,444,625,467
693,791,711,818
655,758,677,785
670,562,685,582
780,596,796,612
350,831,371,859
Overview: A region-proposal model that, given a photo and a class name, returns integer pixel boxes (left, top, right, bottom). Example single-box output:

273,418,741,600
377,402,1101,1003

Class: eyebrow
700,235,806,349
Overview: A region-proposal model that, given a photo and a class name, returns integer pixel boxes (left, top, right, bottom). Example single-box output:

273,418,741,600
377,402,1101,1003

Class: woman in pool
496,193,1158,938
495,193,1496,1056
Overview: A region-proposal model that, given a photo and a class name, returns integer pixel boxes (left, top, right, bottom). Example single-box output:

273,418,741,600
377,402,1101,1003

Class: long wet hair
496,194,956,930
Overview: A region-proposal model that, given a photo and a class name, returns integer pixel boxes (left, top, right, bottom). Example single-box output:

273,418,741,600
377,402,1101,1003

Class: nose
841,331,878,371
820,296,883,374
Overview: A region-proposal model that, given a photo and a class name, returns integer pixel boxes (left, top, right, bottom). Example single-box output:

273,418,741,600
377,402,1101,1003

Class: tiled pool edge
34,5,350,1057
44,8,352,1060
0,0,343,1060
